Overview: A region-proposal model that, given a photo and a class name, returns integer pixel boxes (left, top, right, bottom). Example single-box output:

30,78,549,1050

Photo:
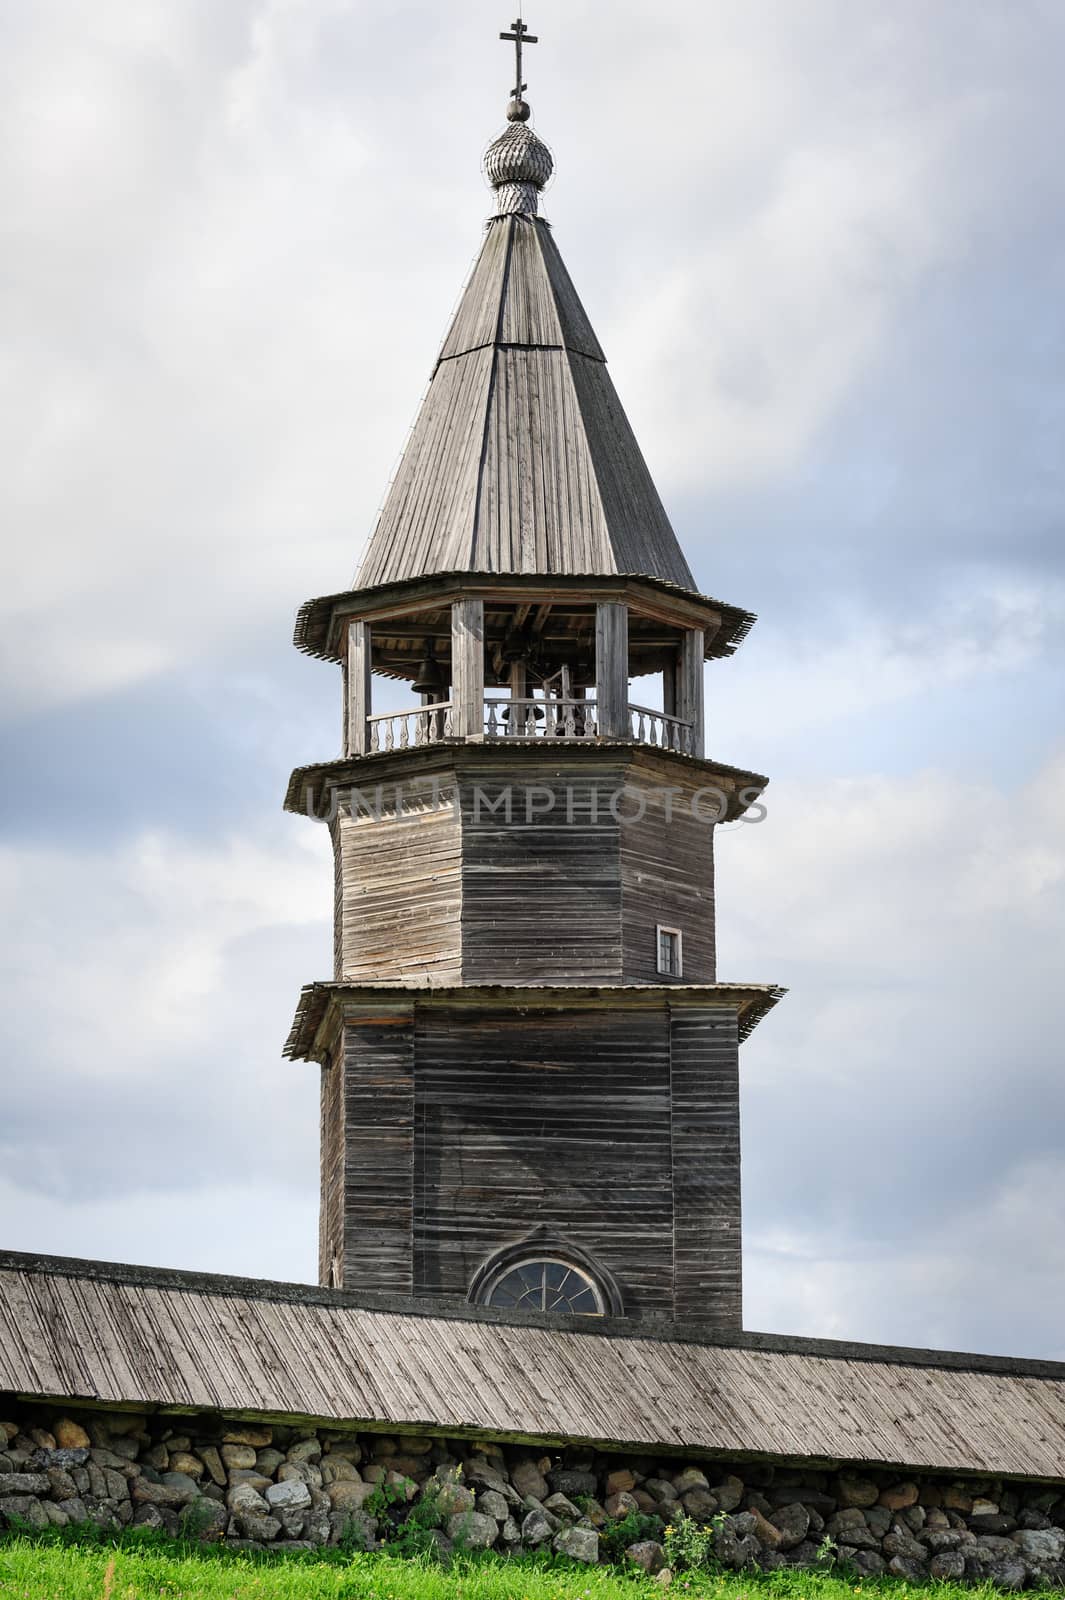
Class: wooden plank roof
354,215,697,592
2,1252,1064,1482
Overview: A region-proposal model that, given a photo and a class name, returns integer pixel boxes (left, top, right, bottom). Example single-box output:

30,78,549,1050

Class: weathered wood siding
338,1006,416,1295
412,1002,675,1315
619,779,716,984
670,1009,741,1326
334,797,463,985
318,1034,346,1288
458,761,627,985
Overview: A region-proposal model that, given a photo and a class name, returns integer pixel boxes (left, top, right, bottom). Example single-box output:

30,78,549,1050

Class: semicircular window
481,1257,605,1315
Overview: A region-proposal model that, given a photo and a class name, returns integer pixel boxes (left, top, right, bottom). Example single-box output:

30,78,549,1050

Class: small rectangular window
657,925,683,978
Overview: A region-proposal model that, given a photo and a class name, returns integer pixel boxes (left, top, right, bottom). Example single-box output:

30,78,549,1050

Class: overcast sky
2,0,1063,1361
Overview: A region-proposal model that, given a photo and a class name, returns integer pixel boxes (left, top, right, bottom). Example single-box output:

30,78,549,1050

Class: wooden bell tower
284,35,782,1329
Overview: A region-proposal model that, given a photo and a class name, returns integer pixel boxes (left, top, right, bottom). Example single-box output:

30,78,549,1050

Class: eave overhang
283,740,769,821
284,980,787,1064
293,572,756,665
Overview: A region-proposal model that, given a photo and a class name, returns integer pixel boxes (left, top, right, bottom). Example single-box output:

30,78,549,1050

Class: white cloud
725,753,1065,1355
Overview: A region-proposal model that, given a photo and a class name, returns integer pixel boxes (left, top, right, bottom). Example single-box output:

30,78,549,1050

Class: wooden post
346,620,372,756
678,627,705,758
451,598,485,740
595,601,629,740
663,659,678,719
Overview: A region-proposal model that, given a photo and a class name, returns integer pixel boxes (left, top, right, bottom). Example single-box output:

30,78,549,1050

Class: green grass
0,1536,1053,1600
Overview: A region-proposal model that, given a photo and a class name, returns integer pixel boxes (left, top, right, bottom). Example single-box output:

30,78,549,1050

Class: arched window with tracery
468,1230,623,1318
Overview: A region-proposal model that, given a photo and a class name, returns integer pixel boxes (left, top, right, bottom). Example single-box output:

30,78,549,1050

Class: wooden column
678,627,705,758
346,620,371,756
451,597,485,741
595,602,629,740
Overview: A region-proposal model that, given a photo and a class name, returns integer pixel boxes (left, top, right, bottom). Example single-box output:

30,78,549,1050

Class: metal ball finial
507,96,531,123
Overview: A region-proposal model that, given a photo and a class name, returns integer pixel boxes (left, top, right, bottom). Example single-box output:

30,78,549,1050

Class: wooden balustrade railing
367,702,454,752
359,697,694,753
484,697,598,740
627,703,693,754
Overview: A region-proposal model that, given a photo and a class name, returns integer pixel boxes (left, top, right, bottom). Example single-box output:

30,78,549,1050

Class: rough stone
749,1507,784,1548
645,1477,678,1503
477,1489,511,1522
602,1489,637,1518
985,1558,1027,1590
328,1508,376,1548
548,1468,597,1499
714,1522,760,1570
221,1443,257,1471
930,1550,967,1580
326,1479,376,1512
435,1478,476,1516
543,1491,581,1521
320,1458,360,1485
863,1504,891,1539
448,1510,497,1548
771,1503,811,1550
168,1452,204,1478
0,1472,49,1495
237,1512,282,1542
229,1470,272,1492
278,1461,322,1489
521,1508,556,1545
681,1488,718,1520
606,1468,637,1495
265,1478,312,1512
1014,1526,1065,1563
848,1550,887,1578
160,1471,200,1501
511,1465,550,1497
227,1482,270,1515
131,1479,196,1509
879,1481,919,1511
554,1524,599,1563
0,1495,49,1529
53,1420,91,1451
827,1509,879,1551
195,1445,225,1487
888,1554,929,1583
884,1525,928,1562
222,1425,272,1448
627,1540,667,1574
287,1438,323,1465
837,1474,879,1509
673,1467,710,1496
714,1475,745,1513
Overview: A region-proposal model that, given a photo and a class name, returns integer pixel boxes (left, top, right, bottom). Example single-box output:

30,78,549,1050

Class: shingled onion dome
484,97,554,216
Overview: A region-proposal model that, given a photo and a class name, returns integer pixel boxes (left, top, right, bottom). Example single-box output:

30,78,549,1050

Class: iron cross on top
500,17,538,101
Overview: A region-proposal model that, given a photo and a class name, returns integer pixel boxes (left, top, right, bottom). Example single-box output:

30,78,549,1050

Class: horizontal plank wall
412,1002,675,1315
458,759,627,984
335,794,463,984
340,1006,416,1294
619,768,716,984
669,1007,742,1329
318,1036,346,1288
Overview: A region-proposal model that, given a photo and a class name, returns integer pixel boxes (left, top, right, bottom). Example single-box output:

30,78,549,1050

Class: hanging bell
412,640,445,696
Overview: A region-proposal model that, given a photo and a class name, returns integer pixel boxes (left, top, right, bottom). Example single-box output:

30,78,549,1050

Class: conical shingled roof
354,202,697,591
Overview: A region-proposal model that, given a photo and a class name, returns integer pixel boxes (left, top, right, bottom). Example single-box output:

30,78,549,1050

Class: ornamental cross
500,16,538,102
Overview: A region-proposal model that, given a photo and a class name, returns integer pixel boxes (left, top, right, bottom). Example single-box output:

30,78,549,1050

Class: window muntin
481,1256,605,1315
657,925,683,978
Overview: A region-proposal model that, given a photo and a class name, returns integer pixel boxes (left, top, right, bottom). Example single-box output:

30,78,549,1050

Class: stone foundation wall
2,1398,1064,1588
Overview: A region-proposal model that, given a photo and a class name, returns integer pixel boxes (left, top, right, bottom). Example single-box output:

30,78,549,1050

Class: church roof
4,1250,1065,1481
353,121,698,592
